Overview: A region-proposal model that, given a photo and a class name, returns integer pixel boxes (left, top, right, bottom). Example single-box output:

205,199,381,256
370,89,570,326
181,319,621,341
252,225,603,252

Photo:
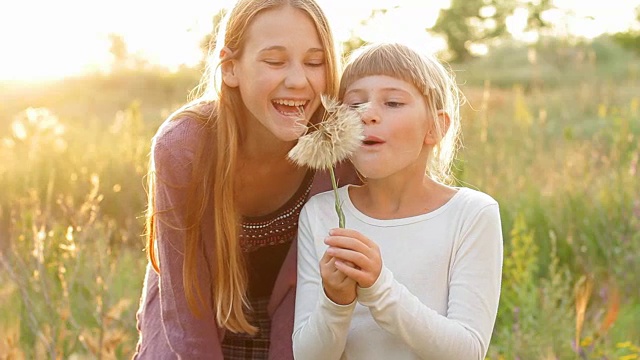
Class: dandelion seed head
288,95,365,170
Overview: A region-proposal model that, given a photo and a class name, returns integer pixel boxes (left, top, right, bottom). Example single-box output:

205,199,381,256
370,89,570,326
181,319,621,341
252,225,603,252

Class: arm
152,120,223,358
356,204,503,360
292,204,356,360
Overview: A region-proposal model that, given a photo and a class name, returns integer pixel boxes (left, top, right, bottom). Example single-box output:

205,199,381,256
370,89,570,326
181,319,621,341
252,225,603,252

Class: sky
0,0,639,82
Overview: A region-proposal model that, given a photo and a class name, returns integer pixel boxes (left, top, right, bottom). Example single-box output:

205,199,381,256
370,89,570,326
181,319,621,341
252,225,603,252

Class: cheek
309,68,327,92
399,120,429,146
251,71,279,87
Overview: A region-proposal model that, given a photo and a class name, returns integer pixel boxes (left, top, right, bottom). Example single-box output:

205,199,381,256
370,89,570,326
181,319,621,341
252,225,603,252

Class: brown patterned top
239,170,315,252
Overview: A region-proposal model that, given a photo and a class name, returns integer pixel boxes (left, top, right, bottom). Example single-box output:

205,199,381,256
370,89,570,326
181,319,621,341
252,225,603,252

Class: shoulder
454,187,499,211
446,187,500,225
450,187,502,235
302,185,347,216
152,102,215,168
153,102,215,154
308,186,344,206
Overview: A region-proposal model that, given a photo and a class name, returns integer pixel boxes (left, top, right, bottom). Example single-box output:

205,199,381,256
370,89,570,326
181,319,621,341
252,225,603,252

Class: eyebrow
258,46,324,54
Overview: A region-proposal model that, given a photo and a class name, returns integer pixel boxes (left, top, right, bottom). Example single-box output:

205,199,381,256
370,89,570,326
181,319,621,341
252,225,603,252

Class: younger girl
293,43,503,359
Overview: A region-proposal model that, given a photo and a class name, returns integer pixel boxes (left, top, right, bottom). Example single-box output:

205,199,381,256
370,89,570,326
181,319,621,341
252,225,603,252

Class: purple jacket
133,113,360,359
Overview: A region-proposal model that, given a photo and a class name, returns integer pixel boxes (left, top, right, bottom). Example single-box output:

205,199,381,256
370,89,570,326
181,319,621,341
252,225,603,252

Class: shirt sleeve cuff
356,266,393,305
318,288,357,323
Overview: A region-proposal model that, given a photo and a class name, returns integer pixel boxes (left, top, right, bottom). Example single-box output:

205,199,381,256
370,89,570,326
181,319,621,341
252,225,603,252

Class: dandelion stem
329,166,345,228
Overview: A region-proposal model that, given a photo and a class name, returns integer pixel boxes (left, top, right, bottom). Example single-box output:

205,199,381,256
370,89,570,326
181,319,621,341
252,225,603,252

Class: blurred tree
431,0,553,62
197,7,385,65
612,6,640,55
108,33,129,70
199,9,228,67
341,8,393,57
525,0,553,31
342,32,367,59
107,33,153,72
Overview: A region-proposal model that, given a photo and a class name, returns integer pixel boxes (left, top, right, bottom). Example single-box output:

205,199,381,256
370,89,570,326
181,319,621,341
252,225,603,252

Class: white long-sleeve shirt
293,186,503,360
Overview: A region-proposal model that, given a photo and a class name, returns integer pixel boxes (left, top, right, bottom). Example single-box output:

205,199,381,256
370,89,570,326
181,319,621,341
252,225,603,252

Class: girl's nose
361,105,380,125
284,63,307,89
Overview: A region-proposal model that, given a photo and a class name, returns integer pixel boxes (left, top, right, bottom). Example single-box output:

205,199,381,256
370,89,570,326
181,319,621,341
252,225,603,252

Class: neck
350,155,456,219
357,174,433,218
241,134,295,162
238,116,296,162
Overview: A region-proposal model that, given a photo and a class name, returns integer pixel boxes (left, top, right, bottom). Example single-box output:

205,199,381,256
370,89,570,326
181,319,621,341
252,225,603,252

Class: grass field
1,37,639,359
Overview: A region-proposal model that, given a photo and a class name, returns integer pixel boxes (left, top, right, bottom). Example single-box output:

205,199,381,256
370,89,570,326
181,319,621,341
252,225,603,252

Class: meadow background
1,2,639,359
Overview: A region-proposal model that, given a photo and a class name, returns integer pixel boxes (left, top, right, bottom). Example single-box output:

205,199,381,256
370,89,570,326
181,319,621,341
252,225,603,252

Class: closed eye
264,60,284,66
305,61,325,67
385,101,404,108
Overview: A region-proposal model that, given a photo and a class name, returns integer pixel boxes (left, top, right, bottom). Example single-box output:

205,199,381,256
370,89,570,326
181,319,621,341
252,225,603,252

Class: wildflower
579,336,593,348
620,354,638,360
288,95,366,227
617,341,633,349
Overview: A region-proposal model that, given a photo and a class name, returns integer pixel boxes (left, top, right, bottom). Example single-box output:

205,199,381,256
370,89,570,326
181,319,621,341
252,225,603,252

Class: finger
341,260,357,269
334,260,366,284
321,251,346,271
326,246,369,270
320,256,339,274
329,228,375,247
320,251,334,266
331,257,358,270
322,268,352,289
335,260,380,288
325,236,370,254
321,254,356,281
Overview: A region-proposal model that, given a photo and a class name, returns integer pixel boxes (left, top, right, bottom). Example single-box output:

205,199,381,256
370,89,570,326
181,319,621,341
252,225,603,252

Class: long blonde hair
145,0,341,334
339,42,463,184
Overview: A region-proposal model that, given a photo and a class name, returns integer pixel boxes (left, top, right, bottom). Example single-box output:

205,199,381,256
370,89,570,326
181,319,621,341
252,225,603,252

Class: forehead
243,6,323,54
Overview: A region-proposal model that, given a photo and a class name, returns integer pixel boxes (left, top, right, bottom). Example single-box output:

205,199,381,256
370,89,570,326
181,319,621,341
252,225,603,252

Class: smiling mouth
272,99,308,117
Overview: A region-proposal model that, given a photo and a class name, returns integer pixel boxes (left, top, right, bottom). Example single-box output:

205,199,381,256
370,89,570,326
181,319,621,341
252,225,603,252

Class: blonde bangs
339,44,428,98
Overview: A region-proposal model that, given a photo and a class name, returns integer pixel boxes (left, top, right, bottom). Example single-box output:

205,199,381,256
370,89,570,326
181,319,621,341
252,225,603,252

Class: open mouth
272,99,308,117
362,136,384,146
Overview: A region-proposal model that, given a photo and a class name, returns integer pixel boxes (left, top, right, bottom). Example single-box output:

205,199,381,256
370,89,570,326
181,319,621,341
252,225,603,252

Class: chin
356,168,390,180
278,128,307,142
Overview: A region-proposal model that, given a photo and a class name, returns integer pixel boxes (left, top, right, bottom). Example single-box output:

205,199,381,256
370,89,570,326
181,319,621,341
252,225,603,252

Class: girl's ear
220,47,239,88
425,110,451,145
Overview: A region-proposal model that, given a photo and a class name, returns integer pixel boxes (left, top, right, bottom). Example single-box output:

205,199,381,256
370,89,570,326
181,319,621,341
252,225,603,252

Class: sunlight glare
0,0,638,82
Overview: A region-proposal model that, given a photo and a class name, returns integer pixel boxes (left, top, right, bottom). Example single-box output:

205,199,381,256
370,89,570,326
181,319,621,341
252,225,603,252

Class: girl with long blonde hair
133,1,359,359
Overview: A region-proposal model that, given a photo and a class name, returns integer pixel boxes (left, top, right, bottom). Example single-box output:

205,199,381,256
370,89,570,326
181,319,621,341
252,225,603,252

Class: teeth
273,99,306,107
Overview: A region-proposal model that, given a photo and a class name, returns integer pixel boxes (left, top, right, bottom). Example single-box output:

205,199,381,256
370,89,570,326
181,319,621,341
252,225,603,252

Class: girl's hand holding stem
320,251,357,305
324,228,382,289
